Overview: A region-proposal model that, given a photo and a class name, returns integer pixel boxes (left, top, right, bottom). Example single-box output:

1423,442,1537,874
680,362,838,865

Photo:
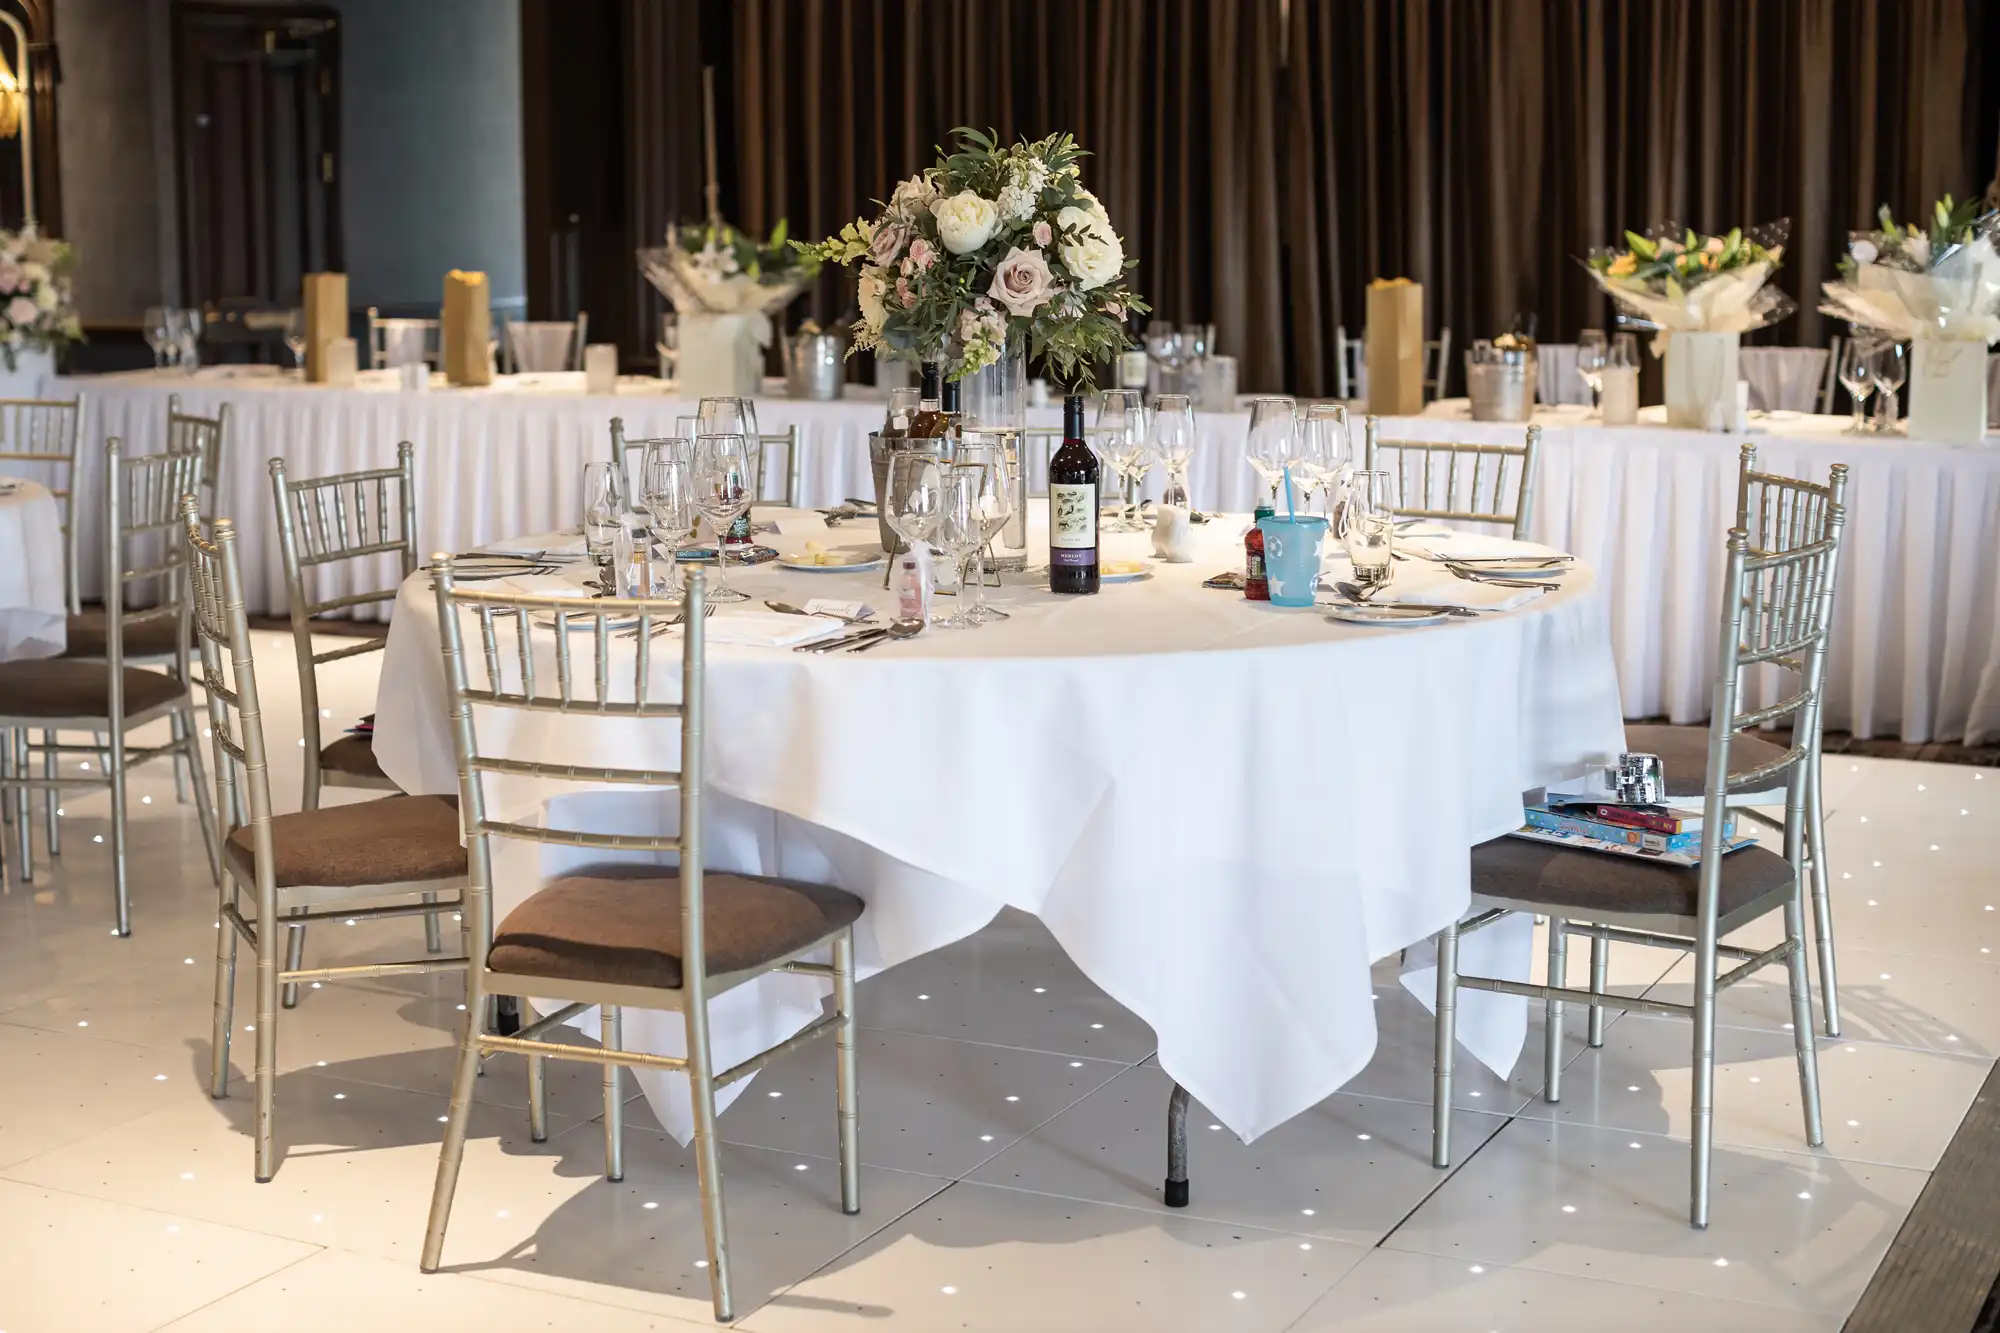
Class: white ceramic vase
1663,331,1739,431
0,344,57,400
1907,337,1988,445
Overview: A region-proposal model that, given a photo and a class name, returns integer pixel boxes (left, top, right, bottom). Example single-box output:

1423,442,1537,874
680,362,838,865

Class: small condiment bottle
1245,503,1274,601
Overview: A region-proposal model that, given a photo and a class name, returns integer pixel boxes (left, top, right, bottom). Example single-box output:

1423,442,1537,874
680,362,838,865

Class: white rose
19,261,47,286
856,267,889,331
931,191,999,256
1056,204,1124,290
33,283,56,312
987,246,1058,317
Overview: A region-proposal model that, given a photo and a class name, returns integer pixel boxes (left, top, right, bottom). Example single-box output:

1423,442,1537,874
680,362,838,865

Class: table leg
1164,1082,1191,1207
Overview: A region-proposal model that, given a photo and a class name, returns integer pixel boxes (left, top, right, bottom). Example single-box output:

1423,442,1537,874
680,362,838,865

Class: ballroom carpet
0,631,1993,1330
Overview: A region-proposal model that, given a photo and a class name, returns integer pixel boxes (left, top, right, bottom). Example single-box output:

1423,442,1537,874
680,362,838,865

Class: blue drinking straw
1281,464,1297,521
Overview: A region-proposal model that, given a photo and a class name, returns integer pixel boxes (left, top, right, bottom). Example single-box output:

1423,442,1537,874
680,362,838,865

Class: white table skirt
54,367,2000,740
371,511,1625,1143
0,479,67,661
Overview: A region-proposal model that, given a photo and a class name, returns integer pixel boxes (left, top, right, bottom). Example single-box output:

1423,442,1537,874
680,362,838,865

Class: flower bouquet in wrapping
1820,196,2000,441
797,128,1147,388
0,227,83,371
1585,222,1793,429
640,219,819,394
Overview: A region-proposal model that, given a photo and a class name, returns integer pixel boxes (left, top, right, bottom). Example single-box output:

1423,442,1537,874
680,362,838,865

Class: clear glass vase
960,341,1030,570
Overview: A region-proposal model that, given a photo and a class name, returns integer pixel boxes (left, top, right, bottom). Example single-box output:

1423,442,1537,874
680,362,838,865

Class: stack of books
1509,799,1751,867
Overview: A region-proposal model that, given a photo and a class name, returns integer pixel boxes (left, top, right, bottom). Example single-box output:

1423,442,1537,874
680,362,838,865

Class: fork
615,603,717,639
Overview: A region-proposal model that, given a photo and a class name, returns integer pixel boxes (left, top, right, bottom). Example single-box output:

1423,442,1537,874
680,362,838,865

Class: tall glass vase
960,341,1030,570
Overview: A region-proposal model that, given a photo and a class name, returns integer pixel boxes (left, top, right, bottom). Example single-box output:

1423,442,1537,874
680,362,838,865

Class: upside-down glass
642,443,699,594
581,462,625,560
1341,469,1396,590
1838,340,1876,434
1150,394,1198,508
692,432,754,602
1244,395,1298,499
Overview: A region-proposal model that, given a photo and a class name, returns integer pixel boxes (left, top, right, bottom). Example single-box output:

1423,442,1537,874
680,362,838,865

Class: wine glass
936,462,996,629
1244,395,1299,501
1151,393,1198,509
642,442,699,594
692,433,754,603
952,437,1015,623
143,306,175,370
1301,404,1353,521
1871,342,1907,432
698,396,758,438
283,309,307,374
1576,329,1608,409
1341,468,1396,590
1838,340,1876,434
176,308,204,373
581,462,625,562
1095,389,1147,530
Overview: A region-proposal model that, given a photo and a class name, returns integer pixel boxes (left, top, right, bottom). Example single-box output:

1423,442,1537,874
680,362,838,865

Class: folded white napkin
483,531,589,558
1381,560,1546,612
495,574,589,599
1401,532,1567,561
1151,505,1196,562
704,611,846,648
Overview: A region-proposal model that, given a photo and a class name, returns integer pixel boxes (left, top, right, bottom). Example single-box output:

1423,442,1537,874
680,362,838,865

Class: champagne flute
1151,393,1198,509
692,432,754,602
1576,329,1608,409
1342,468,1396,590
1838,340,1876,434
642,442,698,594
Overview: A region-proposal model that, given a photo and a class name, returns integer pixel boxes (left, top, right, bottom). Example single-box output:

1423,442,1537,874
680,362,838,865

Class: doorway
173,3,341,309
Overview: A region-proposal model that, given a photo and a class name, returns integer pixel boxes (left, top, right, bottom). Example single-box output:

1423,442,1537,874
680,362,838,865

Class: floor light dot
979,1135,993,1142
1867,900,1878,907
1714,1258,1730,1268
456,1004,466,1011
1356,1133,1371,1141
142,796,152,804
917,994,929,1001
55,807,62,816
76,1021,87,1027
1930,844,1940,852
1859,816,1867,823
1627,1085,1640,1092
1750,1076,1761,1083
316,1061,326,1067
1032,987,1045,993
154,1074,167,1082
496,1210,509,1219
940,1285,957,1295
1797,1191,1812,1200
180,1172,194,1180
1299,1242,1313,1251
794,1163,808,1171
184,958,194,965
1301,1208,1315,1216
1469,1091,1482,1098
1847,1120,1860,1127
768,1091,782,1098
92,835,102,843
1209,1124,1222,1131
1069,1061,1083,1068
1232,1290,1248,1300
1090,1023,1104,1029
1469,1265,1485,1274
79,762,89,771
695,1260,708,1269
1629,1142,1642,1149
437,1116,448,1123
643,1201,658,1210
333,1093,345,1101
1005,1095,1019,1102
1562,1204,1576,1213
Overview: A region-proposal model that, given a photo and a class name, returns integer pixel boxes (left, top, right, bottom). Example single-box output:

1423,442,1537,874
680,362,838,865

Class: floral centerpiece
1585,221,1793,429
639,219,819,395
0,227,82,372
1820,195,2000,442
798,128,1147,389
1584,221,1794,336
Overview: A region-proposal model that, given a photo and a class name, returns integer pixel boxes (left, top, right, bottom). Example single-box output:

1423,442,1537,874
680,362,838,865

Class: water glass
693,432,754,602
1341,469,1396,589
1151,393,1198,508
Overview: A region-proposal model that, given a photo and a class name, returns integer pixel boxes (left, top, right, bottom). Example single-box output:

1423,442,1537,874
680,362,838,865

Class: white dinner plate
1323,603,1452,627
777,552,886,573
1438,561,1568,582
532,611,642,633
1099,560,1153,583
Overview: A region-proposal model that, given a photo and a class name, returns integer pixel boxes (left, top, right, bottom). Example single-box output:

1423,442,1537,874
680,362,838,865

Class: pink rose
868,220,910,268
1105,301,1123,319
5,295,37,327
1033,220,1052,247
986,245,1058,318
0,259,20,295
896,276,916,308
907,237,936,271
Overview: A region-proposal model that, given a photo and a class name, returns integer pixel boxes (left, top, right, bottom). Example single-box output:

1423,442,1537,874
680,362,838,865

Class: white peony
33,283,56,312
856,266,889,331
1056,204,1124,290
932,191,1000,256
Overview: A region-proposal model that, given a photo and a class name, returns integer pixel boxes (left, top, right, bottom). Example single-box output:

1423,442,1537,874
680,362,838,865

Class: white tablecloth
55,367,2000,741
0,479,66,660
371,512,1624,1143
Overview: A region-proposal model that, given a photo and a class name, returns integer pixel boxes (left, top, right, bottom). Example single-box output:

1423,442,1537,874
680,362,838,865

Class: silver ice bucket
1466,345,1537,422
785,330,847,400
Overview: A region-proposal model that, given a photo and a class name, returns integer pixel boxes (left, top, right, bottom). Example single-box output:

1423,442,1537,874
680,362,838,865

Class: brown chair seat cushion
1471,834,1795,919
1623,724,1789,798
488,865,865,990
320,733,386,781
0,660,188,720
60,609,183,660
225,793,466,889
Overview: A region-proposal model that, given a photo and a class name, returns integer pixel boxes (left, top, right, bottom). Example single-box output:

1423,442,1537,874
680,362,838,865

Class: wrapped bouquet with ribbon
1819,195,2000,443
1584,221,1794,430
640,219,819,397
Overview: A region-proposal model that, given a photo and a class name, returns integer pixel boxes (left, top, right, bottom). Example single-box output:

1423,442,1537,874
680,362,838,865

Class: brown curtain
718,0,1288,387
1283,0,1985,397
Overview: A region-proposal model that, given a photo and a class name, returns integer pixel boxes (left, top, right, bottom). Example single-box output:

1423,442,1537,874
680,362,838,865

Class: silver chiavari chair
366,308,442,370
167,394,228,516
1333,327,1453,402
418,562,865,1323
1363,416,1542,540
1625,444,1850,1036
1431,454,1849,1229
1818,335,1846,416
0,440,222,932
0,395,85,867
612,418,804,510
182,499,471,1181
501,313,588,373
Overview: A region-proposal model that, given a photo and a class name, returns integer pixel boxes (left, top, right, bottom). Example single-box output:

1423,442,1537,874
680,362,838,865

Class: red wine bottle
1048,393,1099,594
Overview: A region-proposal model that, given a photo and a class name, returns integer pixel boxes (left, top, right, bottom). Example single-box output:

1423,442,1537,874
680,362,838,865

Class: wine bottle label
728,511,752,543
1050,483,1097,563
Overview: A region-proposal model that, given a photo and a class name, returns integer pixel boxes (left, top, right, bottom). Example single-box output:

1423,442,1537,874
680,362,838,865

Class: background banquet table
59,365,2000,741
372,510,1625,1143
0,478,67,660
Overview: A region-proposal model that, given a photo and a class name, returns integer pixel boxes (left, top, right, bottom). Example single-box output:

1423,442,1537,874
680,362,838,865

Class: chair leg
421,891,443,954
41,729,59,858
1586,934,1609,1048
1806,759,1841,1038
1784,886,1826,1149
211,875,239,1099
526,1053,548,1141
1432,917,1460,1168
108,724,129,935
1689,927,1718,1229
12,729,32,885
1163,1083,1191,1206
169,709,190,804
181,709,223,886
602,1006,625,1181
685,1008,735,1323
280,912,307,1009
420,973,488,1273
1544,917,1568,1103
833,930,860,1214
254,888,281,1181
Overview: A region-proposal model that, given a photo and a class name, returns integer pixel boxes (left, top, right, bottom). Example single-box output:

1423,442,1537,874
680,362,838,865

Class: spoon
1333,580,1478,617
850,621,924,651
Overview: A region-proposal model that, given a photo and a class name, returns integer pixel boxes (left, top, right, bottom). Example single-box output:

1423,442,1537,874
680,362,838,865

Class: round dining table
371,508,1625,1146
0,477,67,660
